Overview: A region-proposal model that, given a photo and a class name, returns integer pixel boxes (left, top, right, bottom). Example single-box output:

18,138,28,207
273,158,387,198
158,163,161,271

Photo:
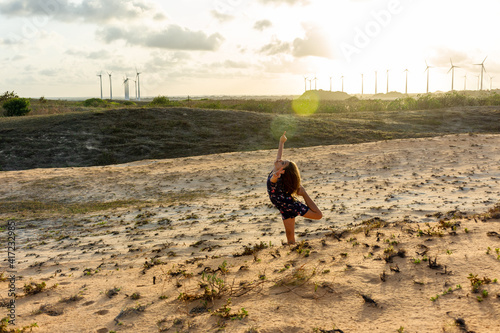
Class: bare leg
299,186,323,220
283,218,296,244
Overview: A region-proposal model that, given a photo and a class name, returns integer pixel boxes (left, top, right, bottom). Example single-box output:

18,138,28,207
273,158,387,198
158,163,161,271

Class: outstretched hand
273,165,286,178
280,131,287,144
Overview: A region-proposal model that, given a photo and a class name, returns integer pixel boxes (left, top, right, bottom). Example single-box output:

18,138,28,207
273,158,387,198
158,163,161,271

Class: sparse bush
82,98,107,107
122,101,136,106
23,281,46,295
2,98,31,117
0,91,18,103
198,100,223,109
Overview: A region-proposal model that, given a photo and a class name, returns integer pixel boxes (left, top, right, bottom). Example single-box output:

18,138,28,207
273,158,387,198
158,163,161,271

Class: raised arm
276,131,287,161
270,131,287,183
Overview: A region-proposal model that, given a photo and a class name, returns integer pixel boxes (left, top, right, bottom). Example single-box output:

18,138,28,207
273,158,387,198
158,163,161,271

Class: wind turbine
489,75,494,90
308,78,312,91
313,75,318,90
463,73,467,91
474,56,487,90
386,69,389,94
123,76,130,100
303,76,308,92
341,75,344,92
403,69,409,94
329,76,333,92
135,67,141,101
107,71,113,100
374,71,378,94
424,60,433,93
448,58,460,91
97,72,103,99
133,79,137,100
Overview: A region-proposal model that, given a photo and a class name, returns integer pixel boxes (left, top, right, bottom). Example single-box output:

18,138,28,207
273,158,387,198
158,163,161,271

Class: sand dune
1,134,499,332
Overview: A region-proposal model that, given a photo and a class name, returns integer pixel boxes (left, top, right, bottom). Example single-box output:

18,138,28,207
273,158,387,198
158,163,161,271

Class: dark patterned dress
267,171,309,220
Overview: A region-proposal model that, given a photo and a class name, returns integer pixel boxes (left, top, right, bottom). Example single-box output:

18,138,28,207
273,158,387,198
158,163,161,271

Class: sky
1,0,500,99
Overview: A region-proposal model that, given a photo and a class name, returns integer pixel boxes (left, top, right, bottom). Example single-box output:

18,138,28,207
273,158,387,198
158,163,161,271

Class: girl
267,131,322,244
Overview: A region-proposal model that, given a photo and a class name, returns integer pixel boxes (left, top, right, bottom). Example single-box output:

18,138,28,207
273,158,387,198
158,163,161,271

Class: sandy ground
0,133,500,332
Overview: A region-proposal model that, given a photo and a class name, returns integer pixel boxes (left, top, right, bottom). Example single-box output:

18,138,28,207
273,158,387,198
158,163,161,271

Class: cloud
65,48,111,60
259,55,308,74
0,36,25,46
144,51,191,72
88,50,111,60
425,48,482,72
258,0,310,6
39,68,59,76
221,60,250,69
259,26,333,59
292,25,333,58
254,20,273,31
211,10,234,23
259,37,291,55
11,54,26,61
0,0,166,23
98,25,224,51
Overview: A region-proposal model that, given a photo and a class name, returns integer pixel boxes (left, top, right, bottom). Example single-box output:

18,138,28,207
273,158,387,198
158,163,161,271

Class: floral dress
267,171,308,220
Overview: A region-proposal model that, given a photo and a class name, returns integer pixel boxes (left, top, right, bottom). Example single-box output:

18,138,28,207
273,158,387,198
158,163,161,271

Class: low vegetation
1,90,500,170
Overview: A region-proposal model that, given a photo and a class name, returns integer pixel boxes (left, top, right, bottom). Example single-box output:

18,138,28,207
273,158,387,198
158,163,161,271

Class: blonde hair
282,161,301,196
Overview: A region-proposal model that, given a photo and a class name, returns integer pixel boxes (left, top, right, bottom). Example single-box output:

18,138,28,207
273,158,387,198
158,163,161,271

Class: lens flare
271,115,297,140
292,91,319,116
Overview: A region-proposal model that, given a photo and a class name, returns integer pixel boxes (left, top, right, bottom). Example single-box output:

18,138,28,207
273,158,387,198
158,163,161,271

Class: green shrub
387,97,418,111
83,98,107,107
486,92,500,105
2,98,31,117
416,94,442,109
149,95,172,106
122,101,136,106
439,92,467,107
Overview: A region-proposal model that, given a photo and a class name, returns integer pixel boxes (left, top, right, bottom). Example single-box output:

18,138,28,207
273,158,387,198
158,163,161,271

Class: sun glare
292,91,319,116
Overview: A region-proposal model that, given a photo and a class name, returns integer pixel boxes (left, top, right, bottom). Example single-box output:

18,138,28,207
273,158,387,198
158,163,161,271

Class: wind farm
86,56,496,102
298,56,496,100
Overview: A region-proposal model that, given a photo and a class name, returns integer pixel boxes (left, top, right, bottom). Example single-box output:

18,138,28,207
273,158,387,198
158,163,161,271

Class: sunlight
292,91,319,116
270,115,298,140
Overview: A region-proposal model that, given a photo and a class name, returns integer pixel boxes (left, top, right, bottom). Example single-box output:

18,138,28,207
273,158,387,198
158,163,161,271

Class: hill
1,105,500,170
299,90,352,101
